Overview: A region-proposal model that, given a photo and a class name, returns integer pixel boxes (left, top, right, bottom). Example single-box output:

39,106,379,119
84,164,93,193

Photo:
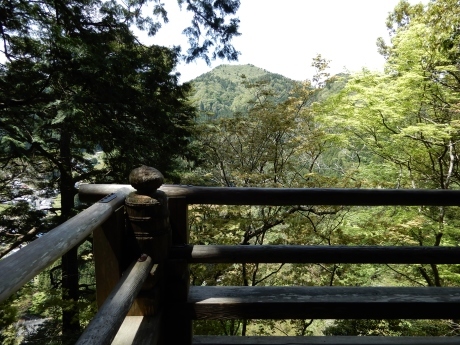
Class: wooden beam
163,197,192,345
0,187,132,304
182,286,460,320
192,336,460,345
127,264,162,316
93,205,126,308
79,184,460,206
170,245,460,264
79,184,135,203
168,197,189,245
76,257,156,345
111,315,161,345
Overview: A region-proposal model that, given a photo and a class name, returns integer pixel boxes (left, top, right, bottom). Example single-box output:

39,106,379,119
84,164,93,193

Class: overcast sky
145,0,428,83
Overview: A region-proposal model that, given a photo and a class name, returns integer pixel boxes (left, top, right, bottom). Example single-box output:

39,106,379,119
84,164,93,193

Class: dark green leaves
179,0,241,64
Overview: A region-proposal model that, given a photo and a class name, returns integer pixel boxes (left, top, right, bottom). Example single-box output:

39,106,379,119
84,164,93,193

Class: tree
185,58,357,336
317,0,460,335
0,0,240,341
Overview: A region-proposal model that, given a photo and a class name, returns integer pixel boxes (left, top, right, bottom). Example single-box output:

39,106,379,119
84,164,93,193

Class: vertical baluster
164,196,192,345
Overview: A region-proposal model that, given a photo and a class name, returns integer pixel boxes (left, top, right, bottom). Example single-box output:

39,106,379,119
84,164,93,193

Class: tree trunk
62,246,80,335
59,127,81,338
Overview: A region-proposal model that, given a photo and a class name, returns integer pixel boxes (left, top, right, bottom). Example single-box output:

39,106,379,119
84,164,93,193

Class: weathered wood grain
124,188,170,317
192,336,460,345
0,187,132,303
79,184,460,206
127,264,162,316
76,257,156,345
79,184,135,203
111,315,161,345
183,286,460,320
170,245,460,264
111,316,143,345
93,205,125,308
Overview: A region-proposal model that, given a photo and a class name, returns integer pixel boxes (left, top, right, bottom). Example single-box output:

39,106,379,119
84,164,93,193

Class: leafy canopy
0,0,241,341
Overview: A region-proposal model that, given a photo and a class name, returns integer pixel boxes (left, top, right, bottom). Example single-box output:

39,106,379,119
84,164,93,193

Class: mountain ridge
190,64,298,120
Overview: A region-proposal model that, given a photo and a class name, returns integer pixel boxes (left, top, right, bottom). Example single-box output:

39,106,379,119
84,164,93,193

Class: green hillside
190,64,298,120
190,64,349,121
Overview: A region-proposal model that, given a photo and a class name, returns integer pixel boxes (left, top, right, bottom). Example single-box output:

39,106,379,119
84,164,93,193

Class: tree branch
0,227,40,259
418,265,434,287
385,264,425,286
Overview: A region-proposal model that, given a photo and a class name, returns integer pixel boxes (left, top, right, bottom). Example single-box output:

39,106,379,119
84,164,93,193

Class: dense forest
191,64,297,119
190,64,348,120
2,0,460,343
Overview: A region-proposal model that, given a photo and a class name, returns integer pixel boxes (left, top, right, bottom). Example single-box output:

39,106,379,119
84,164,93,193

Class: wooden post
124,166,171,317
163,196,192,345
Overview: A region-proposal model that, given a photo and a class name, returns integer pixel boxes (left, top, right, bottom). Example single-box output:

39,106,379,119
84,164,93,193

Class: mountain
190,64,298,120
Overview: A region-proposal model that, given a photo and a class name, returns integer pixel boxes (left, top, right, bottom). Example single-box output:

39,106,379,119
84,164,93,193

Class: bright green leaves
186,69,354,322
321,12,460,188
313,0,460,298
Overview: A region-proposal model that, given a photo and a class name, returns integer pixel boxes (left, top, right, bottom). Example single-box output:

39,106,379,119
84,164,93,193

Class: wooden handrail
185,286,460,319
170,245,460,264
4,171,460,344
79,184,460,206
76,256,156,345
193,335,460,344
0,187,132,303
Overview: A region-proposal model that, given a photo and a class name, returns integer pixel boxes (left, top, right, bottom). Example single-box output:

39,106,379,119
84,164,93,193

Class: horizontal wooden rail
192,336,460,344
78,184,134,202
79,184,460,206
0,187,132,303
170,245,460,264
76,256,156,345
193,336,460,345
182,286,460,319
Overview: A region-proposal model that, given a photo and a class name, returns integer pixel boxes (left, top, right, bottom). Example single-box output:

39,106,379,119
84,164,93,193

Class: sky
144,0,428,83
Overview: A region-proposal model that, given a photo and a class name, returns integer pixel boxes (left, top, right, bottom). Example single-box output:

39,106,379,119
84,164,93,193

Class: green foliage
0,0,241,339
321,0,460,190
190,64,298,119
186,2,460,336
0,296,20,345
314,0,460,295
5,0,460,339
179,0,241,63
324,319,454,337
187,58,359,336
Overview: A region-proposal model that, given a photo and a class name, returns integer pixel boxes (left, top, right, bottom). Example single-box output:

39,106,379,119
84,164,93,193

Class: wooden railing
2,165,460,344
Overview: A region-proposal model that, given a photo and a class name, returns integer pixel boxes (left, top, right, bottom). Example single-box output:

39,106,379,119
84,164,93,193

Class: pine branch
0,227,40,259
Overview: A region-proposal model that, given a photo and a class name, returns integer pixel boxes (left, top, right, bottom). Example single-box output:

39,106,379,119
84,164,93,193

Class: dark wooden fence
1,166,460,345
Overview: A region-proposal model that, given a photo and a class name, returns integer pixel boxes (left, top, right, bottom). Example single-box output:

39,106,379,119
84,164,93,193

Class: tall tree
310,0,460,336
0,0,240,341
318,0,460,289
186,58,356,336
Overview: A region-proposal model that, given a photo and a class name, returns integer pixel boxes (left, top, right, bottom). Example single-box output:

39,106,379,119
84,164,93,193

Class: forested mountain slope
190,64,348,120
190,64,298,119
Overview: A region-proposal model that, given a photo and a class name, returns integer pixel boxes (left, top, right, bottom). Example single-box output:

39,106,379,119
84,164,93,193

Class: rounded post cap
129,165,164,193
